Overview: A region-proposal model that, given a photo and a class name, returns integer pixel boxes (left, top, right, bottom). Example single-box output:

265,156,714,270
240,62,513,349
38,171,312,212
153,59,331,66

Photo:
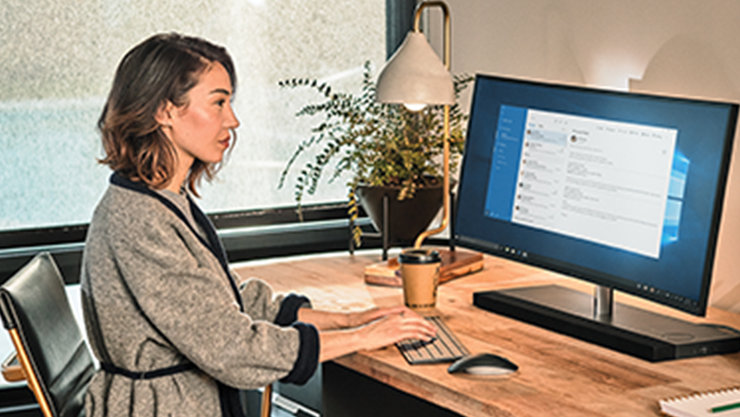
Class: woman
80,33,435,417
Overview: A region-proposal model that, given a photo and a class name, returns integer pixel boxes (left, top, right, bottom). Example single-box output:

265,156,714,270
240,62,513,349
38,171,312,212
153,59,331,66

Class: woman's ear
155,101,175,127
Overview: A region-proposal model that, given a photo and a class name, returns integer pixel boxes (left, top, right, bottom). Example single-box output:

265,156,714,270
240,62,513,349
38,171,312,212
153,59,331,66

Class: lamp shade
376,31,454,106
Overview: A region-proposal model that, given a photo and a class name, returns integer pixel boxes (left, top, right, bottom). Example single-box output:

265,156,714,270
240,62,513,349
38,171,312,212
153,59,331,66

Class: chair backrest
0,252,95,417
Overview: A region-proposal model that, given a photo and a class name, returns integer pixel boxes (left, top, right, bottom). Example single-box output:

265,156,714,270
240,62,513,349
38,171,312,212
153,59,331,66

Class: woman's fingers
390,312,437,342
358,312,436,351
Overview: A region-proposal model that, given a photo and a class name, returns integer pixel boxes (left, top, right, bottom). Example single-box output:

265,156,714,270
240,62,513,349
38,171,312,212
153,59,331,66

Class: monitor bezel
454,74,738,316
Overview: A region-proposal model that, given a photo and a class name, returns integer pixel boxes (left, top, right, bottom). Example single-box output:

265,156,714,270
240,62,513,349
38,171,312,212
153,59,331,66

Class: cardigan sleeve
236,277,312,325
104,210,319,388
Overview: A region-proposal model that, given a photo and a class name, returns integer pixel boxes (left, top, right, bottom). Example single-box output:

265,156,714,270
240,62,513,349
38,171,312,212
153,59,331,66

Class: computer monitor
455,74,740,361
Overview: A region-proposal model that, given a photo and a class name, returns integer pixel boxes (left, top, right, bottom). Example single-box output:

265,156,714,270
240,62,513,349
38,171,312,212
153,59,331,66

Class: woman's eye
216,100,225,107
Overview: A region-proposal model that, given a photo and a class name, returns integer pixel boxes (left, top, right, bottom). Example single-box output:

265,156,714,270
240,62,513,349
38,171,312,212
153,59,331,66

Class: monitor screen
455,74,737,316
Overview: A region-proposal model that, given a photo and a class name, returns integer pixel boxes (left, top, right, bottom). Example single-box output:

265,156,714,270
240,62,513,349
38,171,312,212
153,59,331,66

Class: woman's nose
226,105,240,129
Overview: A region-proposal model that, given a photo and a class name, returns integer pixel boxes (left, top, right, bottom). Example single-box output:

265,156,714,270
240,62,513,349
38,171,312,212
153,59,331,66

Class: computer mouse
447,353,518,376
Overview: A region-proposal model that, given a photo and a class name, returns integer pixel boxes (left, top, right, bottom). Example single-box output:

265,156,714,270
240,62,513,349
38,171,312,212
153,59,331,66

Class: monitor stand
473,284,740,362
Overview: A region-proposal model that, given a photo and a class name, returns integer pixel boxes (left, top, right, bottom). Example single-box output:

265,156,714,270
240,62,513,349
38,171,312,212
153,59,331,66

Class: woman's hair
98,33,236,196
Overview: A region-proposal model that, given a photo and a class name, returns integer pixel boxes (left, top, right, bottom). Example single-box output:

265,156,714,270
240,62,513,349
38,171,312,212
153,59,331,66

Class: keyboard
397,316,469,364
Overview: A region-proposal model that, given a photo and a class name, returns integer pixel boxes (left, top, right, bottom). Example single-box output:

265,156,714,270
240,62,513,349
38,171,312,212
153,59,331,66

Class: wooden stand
363,248,484,287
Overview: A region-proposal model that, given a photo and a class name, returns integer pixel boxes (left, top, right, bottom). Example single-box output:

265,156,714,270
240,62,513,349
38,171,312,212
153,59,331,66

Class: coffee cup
399,248,441,312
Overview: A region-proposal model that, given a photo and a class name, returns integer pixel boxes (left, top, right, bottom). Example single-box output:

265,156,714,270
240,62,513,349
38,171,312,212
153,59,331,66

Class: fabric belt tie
100,362,195,380
101,362,244,417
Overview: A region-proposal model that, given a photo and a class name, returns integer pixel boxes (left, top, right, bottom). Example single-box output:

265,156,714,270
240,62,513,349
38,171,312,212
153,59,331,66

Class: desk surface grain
233,250,740,417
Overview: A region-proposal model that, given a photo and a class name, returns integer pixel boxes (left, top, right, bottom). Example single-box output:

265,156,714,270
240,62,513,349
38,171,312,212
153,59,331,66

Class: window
1,0,385,232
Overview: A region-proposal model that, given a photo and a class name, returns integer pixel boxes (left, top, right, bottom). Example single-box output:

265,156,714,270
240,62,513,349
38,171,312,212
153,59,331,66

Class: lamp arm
413,1,450,70
413,104,450,249
412,1,452,249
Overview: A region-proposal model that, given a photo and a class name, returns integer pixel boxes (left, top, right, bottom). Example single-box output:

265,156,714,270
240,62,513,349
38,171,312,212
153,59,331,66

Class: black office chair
0,253,275,417
0,252,95,417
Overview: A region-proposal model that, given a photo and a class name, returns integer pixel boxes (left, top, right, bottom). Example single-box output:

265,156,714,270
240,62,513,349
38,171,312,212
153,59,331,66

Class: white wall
431,0,740,312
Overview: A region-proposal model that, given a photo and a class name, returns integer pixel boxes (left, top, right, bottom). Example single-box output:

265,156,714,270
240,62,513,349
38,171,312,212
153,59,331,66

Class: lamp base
363,248,484,287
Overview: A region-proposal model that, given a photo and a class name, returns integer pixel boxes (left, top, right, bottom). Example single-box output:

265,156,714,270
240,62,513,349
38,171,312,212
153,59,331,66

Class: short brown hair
98,33,237,196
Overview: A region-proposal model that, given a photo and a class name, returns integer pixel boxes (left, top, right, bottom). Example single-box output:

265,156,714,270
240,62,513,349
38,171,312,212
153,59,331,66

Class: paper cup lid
399,248,441,264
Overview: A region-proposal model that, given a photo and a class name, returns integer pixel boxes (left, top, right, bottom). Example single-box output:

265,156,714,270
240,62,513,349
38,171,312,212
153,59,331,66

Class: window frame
0,202,368,284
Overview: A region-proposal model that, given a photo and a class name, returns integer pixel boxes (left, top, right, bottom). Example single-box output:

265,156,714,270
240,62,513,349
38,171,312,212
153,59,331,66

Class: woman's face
164,62,239,167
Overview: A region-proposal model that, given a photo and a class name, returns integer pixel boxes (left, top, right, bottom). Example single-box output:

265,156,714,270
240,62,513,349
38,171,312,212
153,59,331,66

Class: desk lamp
364,1,483,286
376,0,454,250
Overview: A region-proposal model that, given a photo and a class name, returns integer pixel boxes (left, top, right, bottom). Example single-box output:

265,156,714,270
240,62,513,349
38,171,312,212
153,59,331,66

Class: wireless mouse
447,353,518,376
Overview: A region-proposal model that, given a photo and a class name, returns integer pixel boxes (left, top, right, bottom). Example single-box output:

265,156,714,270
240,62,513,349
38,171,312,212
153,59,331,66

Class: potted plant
278,61,472,246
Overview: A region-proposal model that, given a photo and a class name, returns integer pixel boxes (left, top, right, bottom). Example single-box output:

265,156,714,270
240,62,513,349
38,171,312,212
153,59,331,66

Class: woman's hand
317,307,437,362
354,308,437,352
299,305,423,330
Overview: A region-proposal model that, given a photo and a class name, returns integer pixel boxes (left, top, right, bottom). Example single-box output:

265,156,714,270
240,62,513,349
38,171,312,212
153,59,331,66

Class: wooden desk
234,251,740,417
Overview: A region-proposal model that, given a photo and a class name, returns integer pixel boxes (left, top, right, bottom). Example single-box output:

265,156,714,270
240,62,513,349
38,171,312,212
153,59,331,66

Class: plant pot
356,183,443,245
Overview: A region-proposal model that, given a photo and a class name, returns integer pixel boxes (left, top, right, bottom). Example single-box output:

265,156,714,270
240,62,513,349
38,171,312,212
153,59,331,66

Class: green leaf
277,61,472,229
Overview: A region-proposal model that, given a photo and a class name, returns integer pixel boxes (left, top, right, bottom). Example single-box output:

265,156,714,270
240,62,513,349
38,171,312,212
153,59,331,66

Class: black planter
356,183,443,245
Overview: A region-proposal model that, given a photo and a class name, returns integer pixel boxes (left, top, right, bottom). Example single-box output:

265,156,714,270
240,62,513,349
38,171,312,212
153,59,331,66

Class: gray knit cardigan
80,173,318,416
